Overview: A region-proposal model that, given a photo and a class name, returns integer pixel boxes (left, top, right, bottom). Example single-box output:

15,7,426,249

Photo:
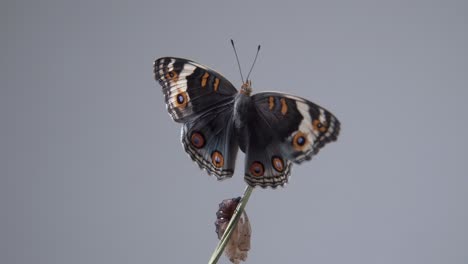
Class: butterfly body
233,92,255,152
154,57,340,188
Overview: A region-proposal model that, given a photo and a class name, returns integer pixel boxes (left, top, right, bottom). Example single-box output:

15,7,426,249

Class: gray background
2,0,468,263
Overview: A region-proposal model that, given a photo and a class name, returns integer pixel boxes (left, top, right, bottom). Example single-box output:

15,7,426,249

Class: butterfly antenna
231,39,245,83
246,45,261,81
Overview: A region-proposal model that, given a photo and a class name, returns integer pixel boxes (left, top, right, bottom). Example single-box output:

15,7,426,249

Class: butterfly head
240,80,253,96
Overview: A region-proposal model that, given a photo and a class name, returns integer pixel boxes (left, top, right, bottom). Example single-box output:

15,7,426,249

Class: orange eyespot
165,70,178,82
249,161,265,177
190,132,205,149
313,119,328,133
272,156,284,172
174,92,188,108
292,131,308,151
211,151,224,168
176,93,185,104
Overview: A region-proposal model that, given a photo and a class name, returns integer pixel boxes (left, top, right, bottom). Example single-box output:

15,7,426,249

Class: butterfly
154,57,340,188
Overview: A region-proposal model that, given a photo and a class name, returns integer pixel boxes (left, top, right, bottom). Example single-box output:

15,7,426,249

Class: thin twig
208,185,254,264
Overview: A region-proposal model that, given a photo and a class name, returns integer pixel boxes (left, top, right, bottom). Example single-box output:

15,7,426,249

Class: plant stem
208,185,254,264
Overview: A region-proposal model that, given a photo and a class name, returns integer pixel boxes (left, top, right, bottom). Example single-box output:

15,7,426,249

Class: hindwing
181,100,239,179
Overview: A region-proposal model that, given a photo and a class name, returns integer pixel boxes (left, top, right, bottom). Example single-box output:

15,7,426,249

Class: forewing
154,57,238,122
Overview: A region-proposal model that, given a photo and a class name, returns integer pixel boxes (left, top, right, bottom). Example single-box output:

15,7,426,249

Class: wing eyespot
271,156,285,172
166,70,178,82
174,92,188,108
249,161,265,177
211,151,224,168
190,132,205,149
313,119,328,133
292,131,308,151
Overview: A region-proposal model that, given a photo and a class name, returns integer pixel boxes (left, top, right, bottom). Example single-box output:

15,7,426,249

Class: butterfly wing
244,92,340,188
243,131,293,188
181,100,239,179
154,57,239,179
154,57,238,122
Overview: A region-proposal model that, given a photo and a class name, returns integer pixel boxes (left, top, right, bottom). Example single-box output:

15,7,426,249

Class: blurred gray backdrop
2,0,468,263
